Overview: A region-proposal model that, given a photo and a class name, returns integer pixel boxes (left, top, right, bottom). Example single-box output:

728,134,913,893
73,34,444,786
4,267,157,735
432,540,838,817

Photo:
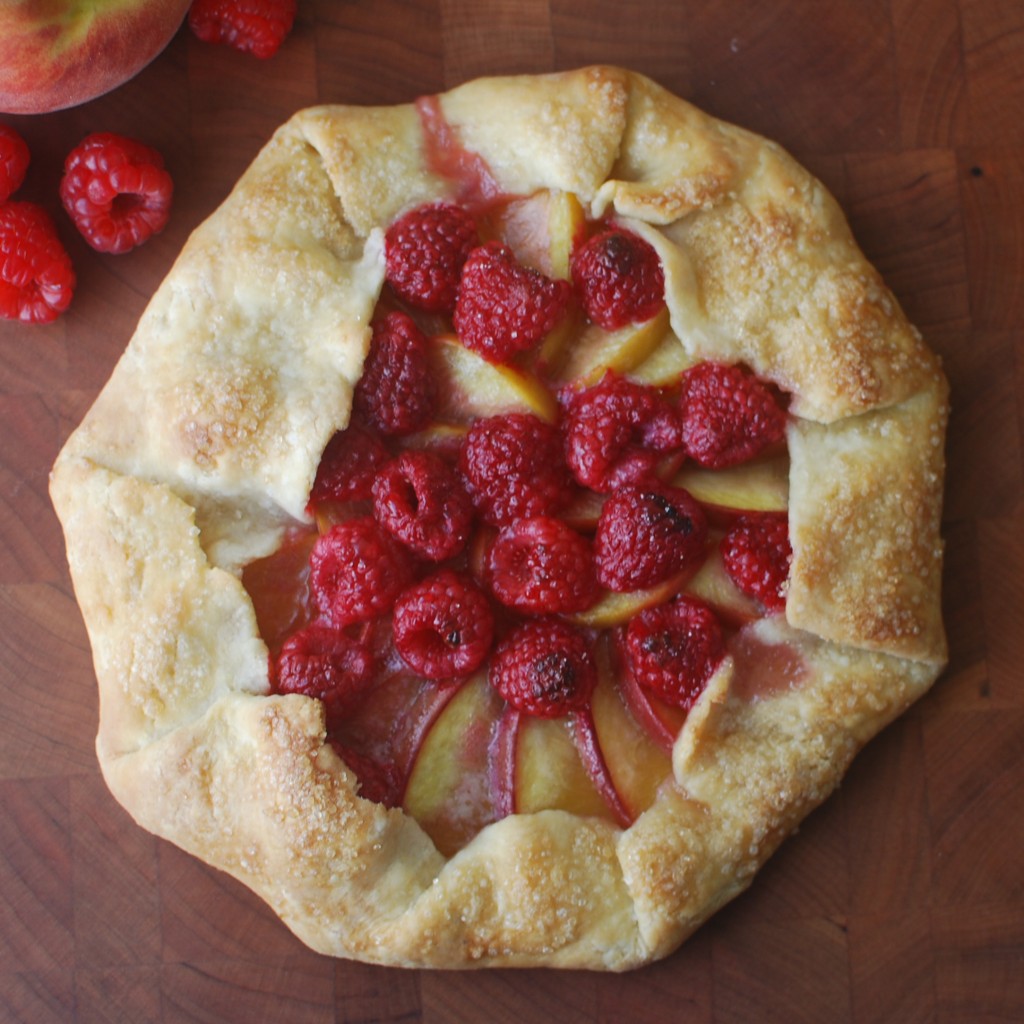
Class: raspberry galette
50,66,948,970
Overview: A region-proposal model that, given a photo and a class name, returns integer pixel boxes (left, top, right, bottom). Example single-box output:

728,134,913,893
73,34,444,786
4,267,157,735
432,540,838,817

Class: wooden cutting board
2,1,1022,1021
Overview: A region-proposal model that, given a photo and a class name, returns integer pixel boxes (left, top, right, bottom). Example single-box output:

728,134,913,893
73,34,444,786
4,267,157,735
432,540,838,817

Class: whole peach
0,0,191,114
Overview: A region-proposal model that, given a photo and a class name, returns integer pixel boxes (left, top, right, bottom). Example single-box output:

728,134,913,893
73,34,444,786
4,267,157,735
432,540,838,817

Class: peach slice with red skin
494,708,617,822
331,668,460,801
626,329,697,387
569,565,700,630
682,543,762,626
479,189,586,280
401,672,506,856
549,306,672,388
616,636,688,755
587,639,674,818
429,332,557,423
674,452,790,526
570,708,633,827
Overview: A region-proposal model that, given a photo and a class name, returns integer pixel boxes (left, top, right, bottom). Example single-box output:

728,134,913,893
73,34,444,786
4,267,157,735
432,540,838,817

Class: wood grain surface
2,1,1022,1021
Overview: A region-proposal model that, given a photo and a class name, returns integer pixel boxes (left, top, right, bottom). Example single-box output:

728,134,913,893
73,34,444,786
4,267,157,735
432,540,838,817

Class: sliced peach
570,708,632,827
482,189,586,280
313,499,372,533
512,710,614,821
618,657,687,754
626,329,696,387
429,333,557,423
674,454,789,522
588,641,673,819
531,302,583,377
402,672,505,856
569,566,695,630
551,306,671,388
560,488,606,532
333,670,454,784
401,422,468,456
480,194,549,273
546,190,587,281
682,545,761,625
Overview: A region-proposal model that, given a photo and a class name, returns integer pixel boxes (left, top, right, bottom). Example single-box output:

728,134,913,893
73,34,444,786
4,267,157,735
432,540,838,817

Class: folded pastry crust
50,66,948,970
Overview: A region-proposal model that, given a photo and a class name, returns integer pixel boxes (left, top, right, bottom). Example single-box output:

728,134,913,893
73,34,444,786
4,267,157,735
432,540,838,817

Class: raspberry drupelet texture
309,517,413,626
570,227,665,329
274,622,375,726
458,412,572,526
188,0,297,58
372,450,474,562
392,570,495,680
454,241,572,363
0,124,30,203
307,425,391,513
678,361,787,468
490,618,597,719
385,202,479,313
721,512,792,611
562,371,683,492
59,132,173,255
625,596,725,709
0,202,76,324
487,516,599,614
354,311,436,436
595,481,708,591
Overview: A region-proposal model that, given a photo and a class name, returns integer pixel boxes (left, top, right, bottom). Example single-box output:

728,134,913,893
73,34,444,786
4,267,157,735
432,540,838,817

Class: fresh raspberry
625,596,725,709
329,741,402,807
487,517,598,614
720,513,792,612
0,202,76,325
392,570,495,680
353,311,436,436
307,424,391,513
562,372,683,492
274,622,375,726
453,241,571,363
678,361,787,468
372,450,474,562
0,124,30,203
188,0,297,58
594,482,708,591
309,517,413,626
571,227,665,330
458,412,571,527
59,133,173,255
385,202,479,313
490,618,597,719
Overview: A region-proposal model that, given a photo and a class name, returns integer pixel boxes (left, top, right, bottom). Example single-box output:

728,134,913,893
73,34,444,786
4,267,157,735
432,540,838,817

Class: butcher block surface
1,1,1022,1021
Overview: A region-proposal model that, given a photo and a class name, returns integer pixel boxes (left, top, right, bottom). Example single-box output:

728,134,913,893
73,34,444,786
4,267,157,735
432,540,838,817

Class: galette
51,66,948,970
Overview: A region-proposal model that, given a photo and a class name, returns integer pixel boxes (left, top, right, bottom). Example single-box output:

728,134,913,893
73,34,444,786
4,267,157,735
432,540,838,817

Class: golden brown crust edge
50,66,948,970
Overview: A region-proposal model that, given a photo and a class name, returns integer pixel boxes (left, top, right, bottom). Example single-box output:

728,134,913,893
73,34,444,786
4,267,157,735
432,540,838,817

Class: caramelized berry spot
625,596,725,708
490,618,597,718
595,482,708,591
571,227,665,329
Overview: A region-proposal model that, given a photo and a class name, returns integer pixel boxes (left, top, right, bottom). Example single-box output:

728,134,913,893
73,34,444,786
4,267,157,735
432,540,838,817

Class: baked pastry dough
50,66,948,970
